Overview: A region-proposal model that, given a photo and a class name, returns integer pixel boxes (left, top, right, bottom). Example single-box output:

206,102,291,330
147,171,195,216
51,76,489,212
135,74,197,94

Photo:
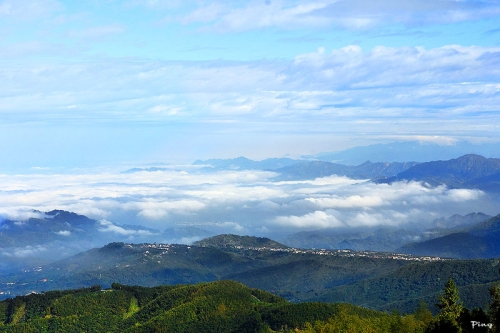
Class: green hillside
1,280,498,332
318,259,500,314
3,238,500,317
1,242,409,305
193,234,289,249
0,281,437,333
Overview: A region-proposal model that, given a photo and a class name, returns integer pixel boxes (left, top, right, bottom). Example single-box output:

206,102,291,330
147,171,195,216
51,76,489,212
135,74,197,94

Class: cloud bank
0,169,494,237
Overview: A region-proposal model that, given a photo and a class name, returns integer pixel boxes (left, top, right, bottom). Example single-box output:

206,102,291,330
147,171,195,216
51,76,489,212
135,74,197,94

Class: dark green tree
427,277,463,333
488,283,500,333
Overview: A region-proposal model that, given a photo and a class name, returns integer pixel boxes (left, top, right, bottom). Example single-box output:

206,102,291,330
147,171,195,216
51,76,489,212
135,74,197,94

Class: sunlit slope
0,281,391,333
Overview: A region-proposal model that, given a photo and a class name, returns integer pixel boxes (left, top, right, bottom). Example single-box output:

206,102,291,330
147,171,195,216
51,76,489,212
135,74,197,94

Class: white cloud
306,195,388,209
148,104,183,116
98,219,155,236
0,208,44,221
447,188,483,202
67,24,126,39
55,230,71,236
347,212,390,227
274,210,344,228
123,199,206,220
0,167,492,233
0,0,62,21
217,221,245,232
1,45,499,140
1,245,47,258
174,0,500,32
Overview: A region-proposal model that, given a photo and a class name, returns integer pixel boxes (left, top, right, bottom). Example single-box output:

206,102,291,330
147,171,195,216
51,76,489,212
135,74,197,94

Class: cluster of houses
133,242,446,262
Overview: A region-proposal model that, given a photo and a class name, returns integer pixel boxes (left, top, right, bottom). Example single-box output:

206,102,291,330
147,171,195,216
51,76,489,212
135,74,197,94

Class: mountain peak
194,234,289,249
389,154,500,190
455,153,488,164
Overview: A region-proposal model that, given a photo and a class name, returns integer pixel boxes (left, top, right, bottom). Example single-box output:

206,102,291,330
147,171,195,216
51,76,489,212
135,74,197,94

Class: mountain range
0,210,213,273
306,141,500,165
381,154,500,191
2,234,499,315
189,153,500,193
273,160,419,181
399,214,500,259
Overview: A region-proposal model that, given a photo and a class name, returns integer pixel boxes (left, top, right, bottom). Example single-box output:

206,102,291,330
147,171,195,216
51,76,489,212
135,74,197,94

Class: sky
1,0,500,170
1,1,500,237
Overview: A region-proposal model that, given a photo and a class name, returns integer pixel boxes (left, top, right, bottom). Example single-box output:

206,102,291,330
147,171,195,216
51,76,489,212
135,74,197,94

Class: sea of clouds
0,167,496,240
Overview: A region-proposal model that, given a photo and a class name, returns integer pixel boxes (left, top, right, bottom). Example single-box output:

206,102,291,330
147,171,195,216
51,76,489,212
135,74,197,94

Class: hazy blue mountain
430,212,491,229
399,214,500,258
274,160,418,181
283,212,492,252
307,141,500,165
0,210,161,265
382,154,500,191
0,210,100,248
283,227,425,252
192,156,301,171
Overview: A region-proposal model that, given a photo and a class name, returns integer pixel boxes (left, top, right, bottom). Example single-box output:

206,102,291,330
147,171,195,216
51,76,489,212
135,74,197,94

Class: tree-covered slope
0,281,421,333
2,279,498,333
193,234,289,249
317,259,500,314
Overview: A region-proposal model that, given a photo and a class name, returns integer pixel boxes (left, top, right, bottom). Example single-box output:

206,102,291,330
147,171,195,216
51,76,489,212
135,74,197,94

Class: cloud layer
165,0,500,32
0,169,495,237
1,45,499,163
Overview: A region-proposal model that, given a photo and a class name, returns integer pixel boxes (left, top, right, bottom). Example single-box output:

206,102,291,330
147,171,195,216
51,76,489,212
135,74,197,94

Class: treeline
0,279,498,332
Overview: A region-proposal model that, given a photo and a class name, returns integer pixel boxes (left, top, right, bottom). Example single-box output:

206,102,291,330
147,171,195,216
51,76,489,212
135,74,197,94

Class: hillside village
0,242,447,297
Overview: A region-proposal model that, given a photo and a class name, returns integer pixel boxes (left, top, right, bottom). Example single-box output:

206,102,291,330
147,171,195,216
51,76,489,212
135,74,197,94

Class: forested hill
4,238,500,317
193,234,289,249
0,281,390,332
0,280,498,332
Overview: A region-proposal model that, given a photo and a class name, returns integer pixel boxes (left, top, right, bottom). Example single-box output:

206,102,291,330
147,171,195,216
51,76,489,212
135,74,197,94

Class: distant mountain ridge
307,141,500,165
382,154,500,191
430,212,491,229
274,160,419,180
399,214,500,258
0,210,210,271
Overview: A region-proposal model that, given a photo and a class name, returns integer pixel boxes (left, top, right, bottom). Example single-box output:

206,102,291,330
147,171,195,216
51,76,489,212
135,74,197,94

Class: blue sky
1,0,500,170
